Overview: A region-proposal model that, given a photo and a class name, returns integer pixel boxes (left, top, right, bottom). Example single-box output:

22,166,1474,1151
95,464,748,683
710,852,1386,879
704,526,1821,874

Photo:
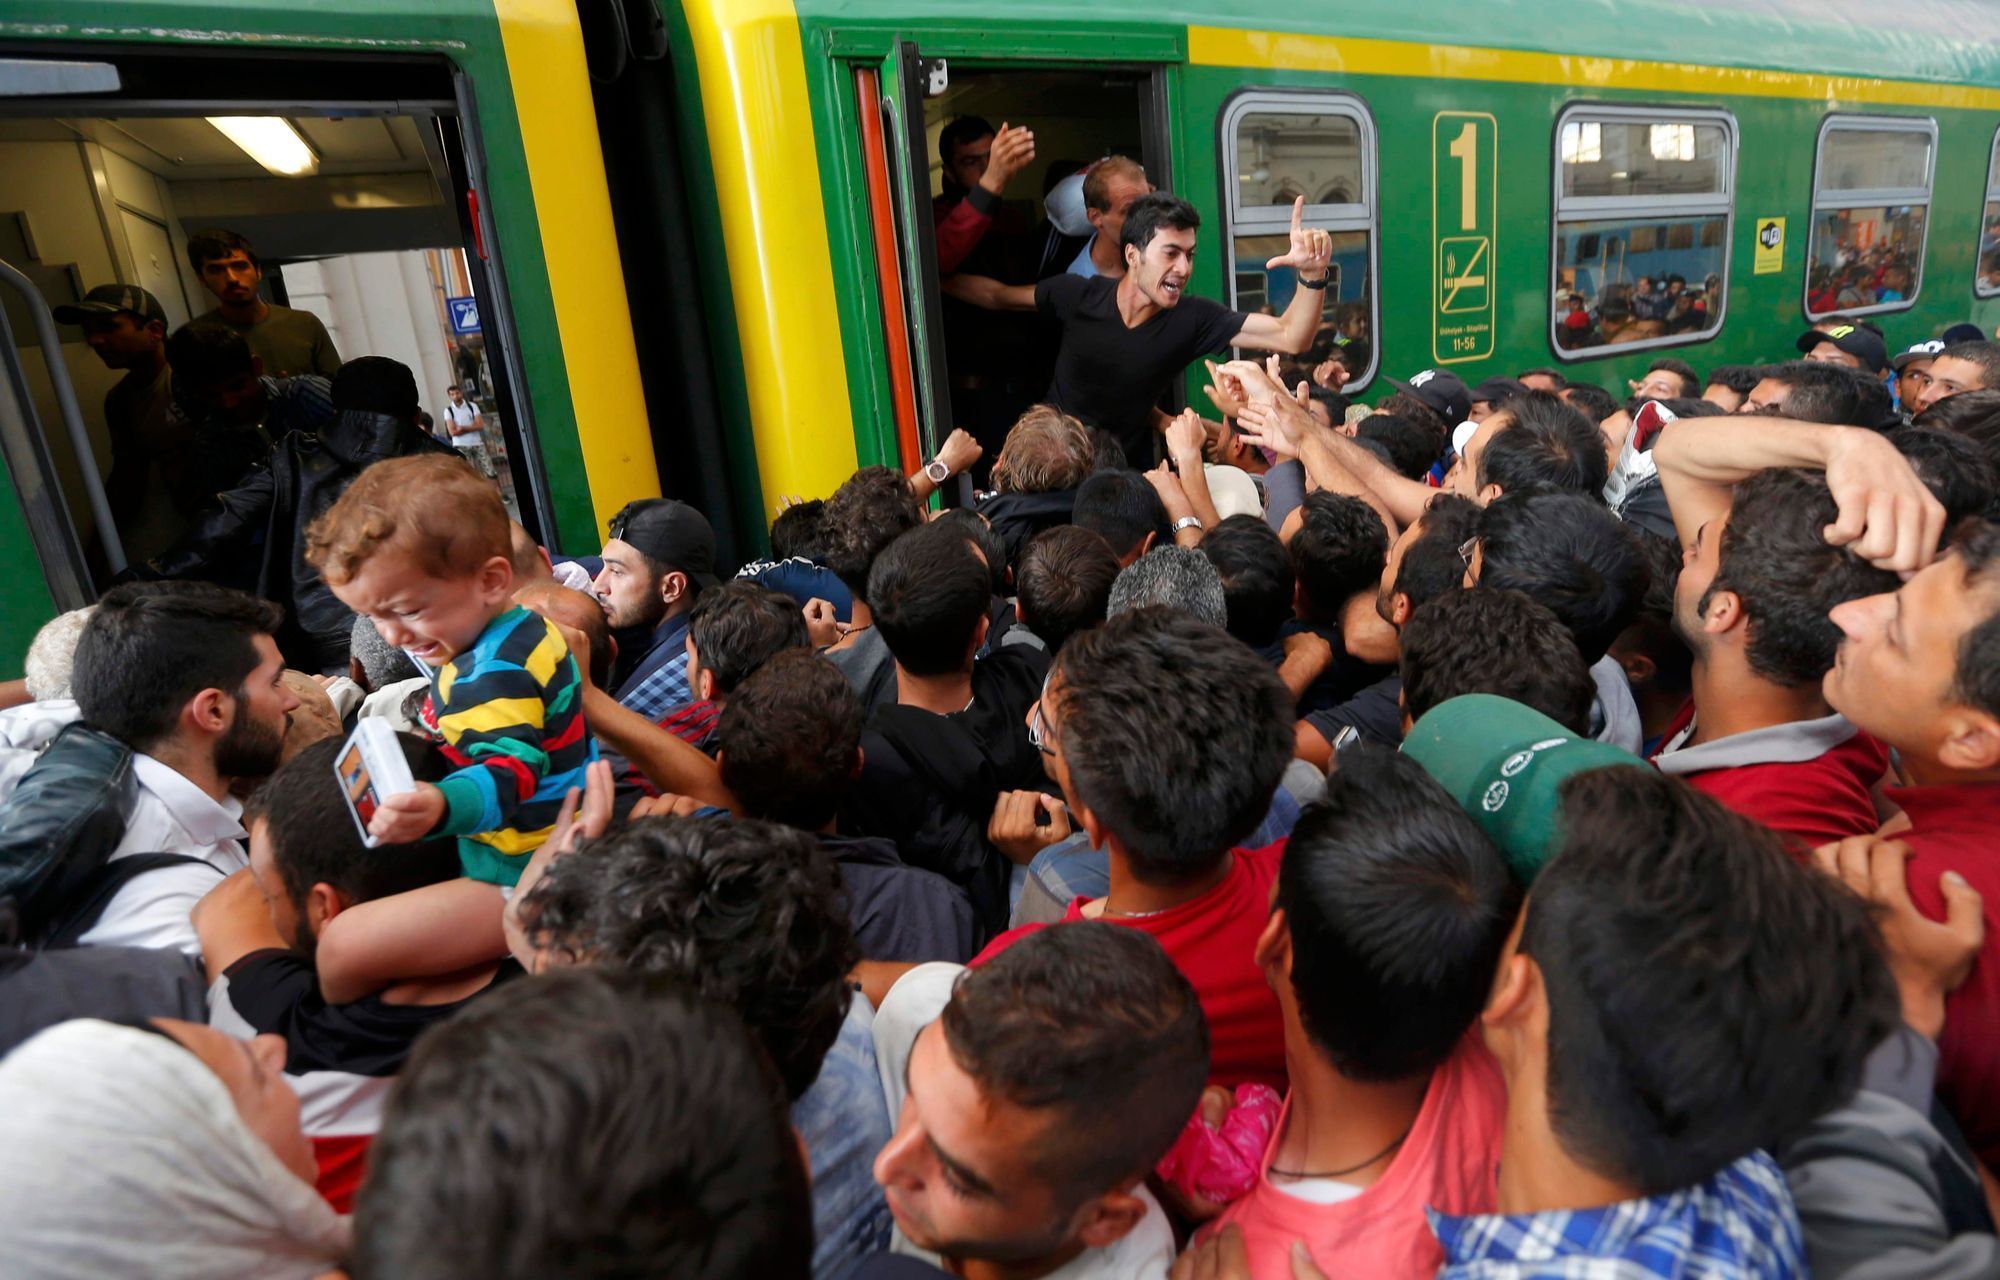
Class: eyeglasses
1028,676,1056,757
1459,536,1479,573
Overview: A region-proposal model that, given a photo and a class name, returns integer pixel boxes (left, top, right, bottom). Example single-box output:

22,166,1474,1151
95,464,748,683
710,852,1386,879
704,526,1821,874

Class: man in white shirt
871,924,1204,1279
65,581,299,954
440,384,493,477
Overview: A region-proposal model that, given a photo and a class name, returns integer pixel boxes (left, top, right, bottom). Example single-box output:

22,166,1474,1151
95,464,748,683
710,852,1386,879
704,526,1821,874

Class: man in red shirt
1824,517,2000,1170
1648,451,1900,845
932,116,1036,276
973,607,1296,1091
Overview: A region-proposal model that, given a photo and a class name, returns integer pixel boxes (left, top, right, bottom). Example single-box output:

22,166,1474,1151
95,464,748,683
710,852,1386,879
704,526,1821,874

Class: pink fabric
1156,1084,1283,1207
1204,1035,1505,1278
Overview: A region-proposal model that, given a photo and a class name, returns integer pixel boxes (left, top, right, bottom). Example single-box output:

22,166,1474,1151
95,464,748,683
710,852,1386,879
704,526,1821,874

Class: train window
1221,91,1378,391
1805,115,1936,319
1977,128,2000,298
1551,105,1735,360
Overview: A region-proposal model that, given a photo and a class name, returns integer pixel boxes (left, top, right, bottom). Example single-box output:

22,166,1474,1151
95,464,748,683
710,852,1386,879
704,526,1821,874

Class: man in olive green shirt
187,227,341,379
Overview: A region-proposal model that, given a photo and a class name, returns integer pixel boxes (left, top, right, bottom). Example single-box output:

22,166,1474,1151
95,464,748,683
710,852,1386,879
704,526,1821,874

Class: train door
858,48,1172,481
0,45,553,667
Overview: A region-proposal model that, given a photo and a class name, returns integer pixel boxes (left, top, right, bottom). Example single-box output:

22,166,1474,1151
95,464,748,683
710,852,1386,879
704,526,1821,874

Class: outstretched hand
1263,195,1333,275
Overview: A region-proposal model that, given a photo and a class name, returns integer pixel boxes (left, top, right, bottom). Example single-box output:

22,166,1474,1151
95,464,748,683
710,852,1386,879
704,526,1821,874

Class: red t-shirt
973,841,1288,1091
1897,781,2000,1170
1650,704,1888,849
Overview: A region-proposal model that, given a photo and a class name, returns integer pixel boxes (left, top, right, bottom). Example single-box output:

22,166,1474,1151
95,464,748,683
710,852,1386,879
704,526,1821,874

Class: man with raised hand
945,193,1331,463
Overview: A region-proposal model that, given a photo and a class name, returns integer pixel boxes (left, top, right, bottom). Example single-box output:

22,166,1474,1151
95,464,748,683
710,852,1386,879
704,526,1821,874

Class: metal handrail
0,256,124,572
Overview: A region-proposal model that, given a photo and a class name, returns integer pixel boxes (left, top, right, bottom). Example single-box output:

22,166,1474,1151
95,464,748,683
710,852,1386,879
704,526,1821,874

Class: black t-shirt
1035,274,1249,462
1305,673,1405,750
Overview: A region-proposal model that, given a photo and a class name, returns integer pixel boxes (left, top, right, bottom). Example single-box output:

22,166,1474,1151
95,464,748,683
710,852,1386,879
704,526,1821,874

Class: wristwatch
1172,515,1204,533
1298,273,1330,290
924,458,951,485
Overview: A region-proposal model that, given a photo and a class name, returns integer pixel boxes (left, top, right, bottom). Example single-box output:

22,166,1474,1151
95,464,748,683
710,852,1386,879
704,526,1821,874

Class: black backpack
0,721,219,947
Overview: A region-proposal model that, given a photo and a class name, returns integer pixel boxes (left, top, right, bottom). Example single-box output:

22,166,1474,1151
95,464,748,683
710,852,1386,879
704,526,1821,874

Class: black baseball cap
1384,369,1473,424
1795,323,1888,374
52,284,167,328
1468,375,1529,407
607,499,718,586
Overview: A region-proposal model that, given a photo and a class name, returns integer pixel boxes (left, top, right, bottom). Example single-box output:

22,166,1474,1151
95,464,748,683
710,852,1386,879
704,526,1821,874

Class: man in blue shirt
590,498,718,721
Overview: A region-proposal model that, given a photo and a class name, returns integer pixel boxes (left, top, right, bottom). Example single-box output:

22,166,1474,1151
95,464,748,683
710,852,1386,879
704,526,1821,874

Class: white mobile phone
334,718,418,848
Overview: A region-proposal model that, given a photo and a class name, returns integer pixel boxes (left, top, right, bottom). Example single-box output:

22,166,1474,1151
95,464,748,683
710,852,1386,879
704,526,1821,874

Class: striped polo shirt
428,605,596,885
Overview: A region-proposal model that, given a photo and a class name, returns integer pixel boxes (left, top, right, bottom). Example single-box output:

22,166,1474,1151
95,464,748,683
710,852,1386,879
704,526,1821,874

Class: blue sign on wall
446,295,481,335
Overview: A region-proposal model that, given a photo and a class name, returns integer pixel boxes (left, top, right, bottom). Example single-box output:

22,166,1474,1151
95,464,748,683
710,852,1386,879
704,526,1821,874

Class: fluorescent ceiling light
206,116,318,176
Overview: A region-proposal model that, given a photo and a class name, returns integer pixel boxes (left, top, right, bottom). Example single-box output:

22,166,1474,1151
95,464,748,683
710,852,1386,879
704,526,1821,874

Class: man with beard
187,228,341,379
193,734,517,1212
60,581,301,954
944,192,1331,464
590,498,720,720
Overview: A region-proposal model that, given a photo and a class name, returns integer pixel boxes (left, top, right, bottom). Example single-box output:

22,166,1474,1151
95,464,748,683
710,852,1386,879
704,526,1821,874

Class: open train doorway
868,57,1170,483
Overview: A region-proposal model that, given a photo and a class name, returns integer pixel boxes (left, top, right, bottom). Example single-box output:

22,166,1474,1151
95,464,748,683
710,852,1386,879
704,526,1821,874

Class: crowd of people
5,152,2000,1280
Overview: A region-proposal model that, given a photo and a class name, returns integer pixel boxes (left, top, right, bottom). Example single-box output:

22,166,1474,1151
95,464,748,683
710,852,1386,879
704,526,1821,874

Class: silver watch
924,458,951,484
1172,515,1204,533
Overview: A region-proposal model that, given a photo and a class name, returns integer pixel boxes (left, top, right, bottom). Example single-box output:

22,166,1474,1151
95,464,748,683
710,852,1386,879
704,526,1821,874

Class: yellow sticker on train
1754,218,1785,275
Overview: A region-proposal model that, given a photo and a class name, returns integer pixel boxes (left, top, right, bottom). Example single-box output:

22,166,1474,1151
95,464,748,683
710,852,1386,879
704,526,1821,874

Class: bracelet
1172,515,1204,533
1298,274,1330,290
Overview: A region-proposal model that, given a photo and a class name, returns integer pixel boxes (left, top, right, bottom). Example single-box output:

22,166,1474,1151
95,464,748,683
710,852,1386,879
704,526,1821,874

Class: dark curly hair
718,649,862,830
821,466,923,602
517,816,859,1101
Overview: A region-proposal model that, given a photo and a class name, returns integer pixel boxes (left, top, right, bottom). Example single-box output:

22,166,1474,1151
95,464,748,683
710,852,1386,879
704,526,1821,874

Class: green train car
0,1,1996,674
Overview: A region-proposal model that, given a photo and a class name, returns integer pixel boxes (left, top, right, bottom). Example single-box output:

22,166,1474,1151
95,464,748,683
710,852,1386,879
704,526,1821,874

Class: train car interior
0,49,537,622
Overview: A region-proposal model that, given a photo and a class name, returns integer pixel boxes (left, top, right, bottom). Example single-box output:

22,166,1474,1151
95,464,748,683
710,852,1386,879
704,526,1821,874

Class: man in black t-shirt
944,192,1333,465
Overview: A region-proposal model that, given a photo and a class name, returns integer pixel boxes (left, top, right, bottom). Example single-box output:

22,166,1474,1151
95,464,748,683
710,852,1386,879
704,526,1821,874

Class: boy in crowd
822,466,927,709
720,651,976,963
844,521,1049,933
1651,455,1898,844
1007,525,1120,655
192,735,517,1211
1462,489,1650,751
1295,493,1481,765
1427,764,1895,1276
303,454,595,1000
1823,517,2000,1169
974,608,1294,1091
1209,747,1517,1276
871,925,1208,1275
513,815,889,1280
354,971,812,1280
1398,587,1595,736
659,579,809,750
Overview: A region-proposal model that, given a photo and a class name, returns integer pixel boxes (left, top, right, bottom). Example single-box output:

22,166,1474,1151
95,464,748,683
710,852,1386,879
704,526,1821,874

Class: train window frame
1218,88,1381,391
1976,124,2000,299
1803,113,1937,321
1547,102,1738,364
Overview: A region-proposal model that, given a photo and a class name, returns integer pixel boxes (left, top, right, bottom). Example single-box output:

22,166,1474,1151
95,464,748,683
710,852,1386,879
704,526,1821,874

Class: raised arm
1228,197,1333,356
940,274,1037,312
909,428,982,503
1231,361,1424,531
1653,417,1944,573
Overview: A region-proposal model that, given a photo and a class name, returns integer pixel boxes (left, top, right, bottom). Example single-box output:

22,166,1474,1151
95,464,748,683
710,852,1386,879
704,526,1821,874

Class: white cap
1202,464,1265,520
1044,169,1093,237
1452,419,1480,457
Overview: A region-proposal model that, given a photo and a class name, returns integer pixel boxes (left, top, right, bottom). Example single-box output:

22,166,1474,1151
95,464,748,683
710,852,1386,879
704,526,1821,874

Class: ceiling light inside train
206,115,318,176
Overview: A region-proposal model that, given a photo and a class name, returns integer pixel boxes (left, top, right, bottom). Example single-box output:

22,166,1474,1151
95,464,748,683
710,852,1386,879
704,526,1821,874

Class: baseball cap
52,284,167,328
607,499,718,587
1795,323,1888,374
1467,375,1528,407
1401,694,1646,886
1942,322,1987,346
1384,369,1472,424
1892,339,1946,371
1201,464,1264,520
1451,420,1480,457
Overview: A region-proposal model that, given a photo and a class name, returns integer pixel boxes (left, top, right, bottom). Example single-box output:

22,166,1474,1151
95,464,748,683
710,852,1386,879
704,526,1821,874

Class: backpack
0,721,219,947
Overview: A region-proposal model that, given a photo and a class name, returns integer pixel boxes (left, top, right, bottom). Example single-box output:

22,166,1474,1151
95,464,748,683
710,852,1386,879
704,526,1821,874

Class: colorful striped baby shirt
427,605,597,885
